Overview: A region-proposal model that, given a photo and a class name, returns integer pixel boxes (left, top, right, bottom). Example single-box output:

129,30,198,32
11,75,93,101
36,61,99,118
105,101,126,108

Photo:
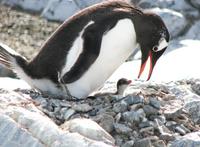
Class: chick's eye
152,46,159,52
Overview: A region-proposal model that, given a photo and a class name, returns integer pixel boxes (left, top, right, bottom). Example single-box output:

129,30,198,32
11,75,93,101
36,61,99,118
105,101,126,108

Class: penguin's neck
116,85,128,95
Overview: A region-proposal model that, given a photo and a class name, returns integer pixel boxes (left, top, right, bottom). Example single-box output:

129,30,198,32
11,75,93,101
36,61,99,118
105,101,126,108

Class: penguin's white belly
67,19,138,98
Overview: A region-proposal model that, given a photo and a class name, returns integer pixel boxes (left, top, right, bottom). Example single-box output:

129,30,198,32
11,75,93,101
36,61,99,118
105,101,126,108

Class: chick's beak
138,51,153,81
127,80,132,84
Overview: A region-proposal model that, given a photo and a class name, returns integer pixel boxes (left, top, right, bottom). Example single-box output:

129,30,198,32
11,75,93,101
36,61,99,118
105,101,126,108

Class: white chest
12,19,137,99
67,18,138,98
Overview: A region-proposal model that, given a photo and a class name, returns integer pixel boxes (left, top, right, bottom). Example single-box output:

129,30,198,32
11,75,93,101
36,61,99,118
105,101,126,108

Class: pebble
130,103,143,111
122,95,144,105
114,135,123,146
191,81,200,95
62,108,75,120
139,121,152,128
134,138,152,147
166,121,177,128
114,123,132,134
121,140,134,147
152,115,166,125
123,109,145,124
37,97,47,107
149,97,160,109
99,114,114,133
152,140,166,147
113,101,128,113
143,105,159,116
88,108,98,116
163,100,183,119
160,133,176,141
175,125,187,135
115,113,122,123
180,124,191,133
139,127,154,136
72,103,93,112
157,124,172,134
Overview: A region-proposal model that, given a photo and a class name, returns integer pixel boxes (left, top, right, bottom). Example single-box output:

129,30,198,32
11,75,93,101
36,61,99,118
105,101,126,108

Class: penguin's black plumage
0,1,169,99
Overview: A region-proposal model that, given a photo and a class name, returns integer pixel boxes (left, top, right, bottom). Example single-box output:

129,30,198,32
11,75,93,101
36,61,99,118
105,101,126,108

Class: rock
2,0,103,21
170,131,200,147
115,113,122,123
62,108,75,120
156,121,176,141
139,121,152,128
114,135,123,146
149,97,160,109
166,121,177,127
0,114,44,147
149,8,188,38
1,0,49,12
41,0,102,21
175,125,187,135
61,118,115,145
122,95,144,105
53,132,114,147
188,0,200,9
99,114,114,133
123,109,146,124
153,115,166,125
134,0,196,12
139,127,154,136
143,105,159,116
0,87,114,147
121,140,134,147
41,0,80,21
113,101,128,113
134,138,152,147
184,20,200,40
114,123,132,134
72,103,93,112
163,100,183,119
152,140,166,147
184,101,200,123
191,81,200,95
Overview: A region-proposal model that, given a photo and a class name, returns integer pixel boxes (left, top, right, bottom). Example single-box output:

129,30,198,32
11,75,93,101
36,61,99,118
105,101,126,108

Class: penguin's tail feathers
0,42,25,70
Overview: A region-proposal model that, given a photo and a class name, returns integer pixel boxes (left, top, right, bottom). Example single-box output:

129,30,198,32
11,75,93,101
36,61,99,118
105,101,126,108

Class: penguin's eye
152,45,159,52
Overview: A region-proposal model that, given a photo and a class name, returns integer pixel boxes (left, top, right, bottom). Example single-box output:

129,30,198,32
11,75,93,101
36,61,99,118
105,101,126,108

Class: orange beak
138,51,153,81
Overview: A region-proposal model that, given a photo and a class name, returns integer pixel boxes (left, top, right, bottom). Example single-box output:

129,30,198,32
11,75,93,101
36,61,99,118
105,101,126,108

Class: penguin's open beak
138,51,153,80
138,47,166,80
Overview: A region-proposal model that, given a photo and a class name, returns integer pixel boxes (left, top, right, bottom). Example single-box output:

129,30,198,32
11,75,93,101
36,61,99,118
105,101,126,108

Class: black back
26,1,143,83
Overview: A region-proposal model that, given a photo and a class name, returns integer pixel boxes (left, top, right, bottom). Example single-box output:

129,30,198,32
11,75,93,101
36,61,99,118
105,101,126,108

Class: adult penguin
0,1,169,99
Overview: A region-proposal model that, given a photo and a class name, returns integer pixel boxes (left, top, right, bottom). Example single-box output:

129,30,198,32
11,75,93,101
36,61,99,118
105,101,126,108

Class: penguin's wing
61,19,118,84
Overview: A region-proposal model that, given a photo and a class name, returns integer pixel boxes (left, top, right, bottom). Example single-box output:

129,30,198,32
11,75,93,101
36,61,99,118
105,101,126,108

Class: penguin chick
116,78,132,95
93,78,131,97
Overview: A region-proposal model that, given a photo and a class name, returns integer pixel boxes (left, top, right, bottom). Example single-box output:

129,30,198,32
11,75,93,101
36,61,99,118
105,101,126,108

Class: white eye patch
153,38,168,52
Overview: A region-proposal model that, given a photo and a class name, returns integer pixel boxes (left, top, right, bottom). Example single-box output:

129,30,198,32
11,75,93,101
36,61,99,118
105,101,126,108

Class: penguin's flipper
61,25,103,83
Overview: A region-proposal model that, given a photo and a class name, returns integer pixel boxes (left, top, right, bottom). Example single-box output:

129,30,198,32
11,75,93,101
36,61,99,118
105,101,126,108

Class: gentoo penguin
116,78,132,95
93,78,132,97
0,1,169,99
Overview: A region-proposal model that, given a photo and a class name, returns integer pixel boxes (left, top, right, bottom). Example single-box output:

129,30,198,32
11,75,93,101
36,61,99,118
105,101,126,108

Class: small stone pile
13,79,200,147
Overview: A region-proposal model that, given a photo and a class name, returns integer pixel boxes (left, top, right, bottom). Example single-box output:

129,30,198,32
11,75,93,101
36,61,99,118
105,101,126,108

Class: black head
134,12,170,80
117,78,132,89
